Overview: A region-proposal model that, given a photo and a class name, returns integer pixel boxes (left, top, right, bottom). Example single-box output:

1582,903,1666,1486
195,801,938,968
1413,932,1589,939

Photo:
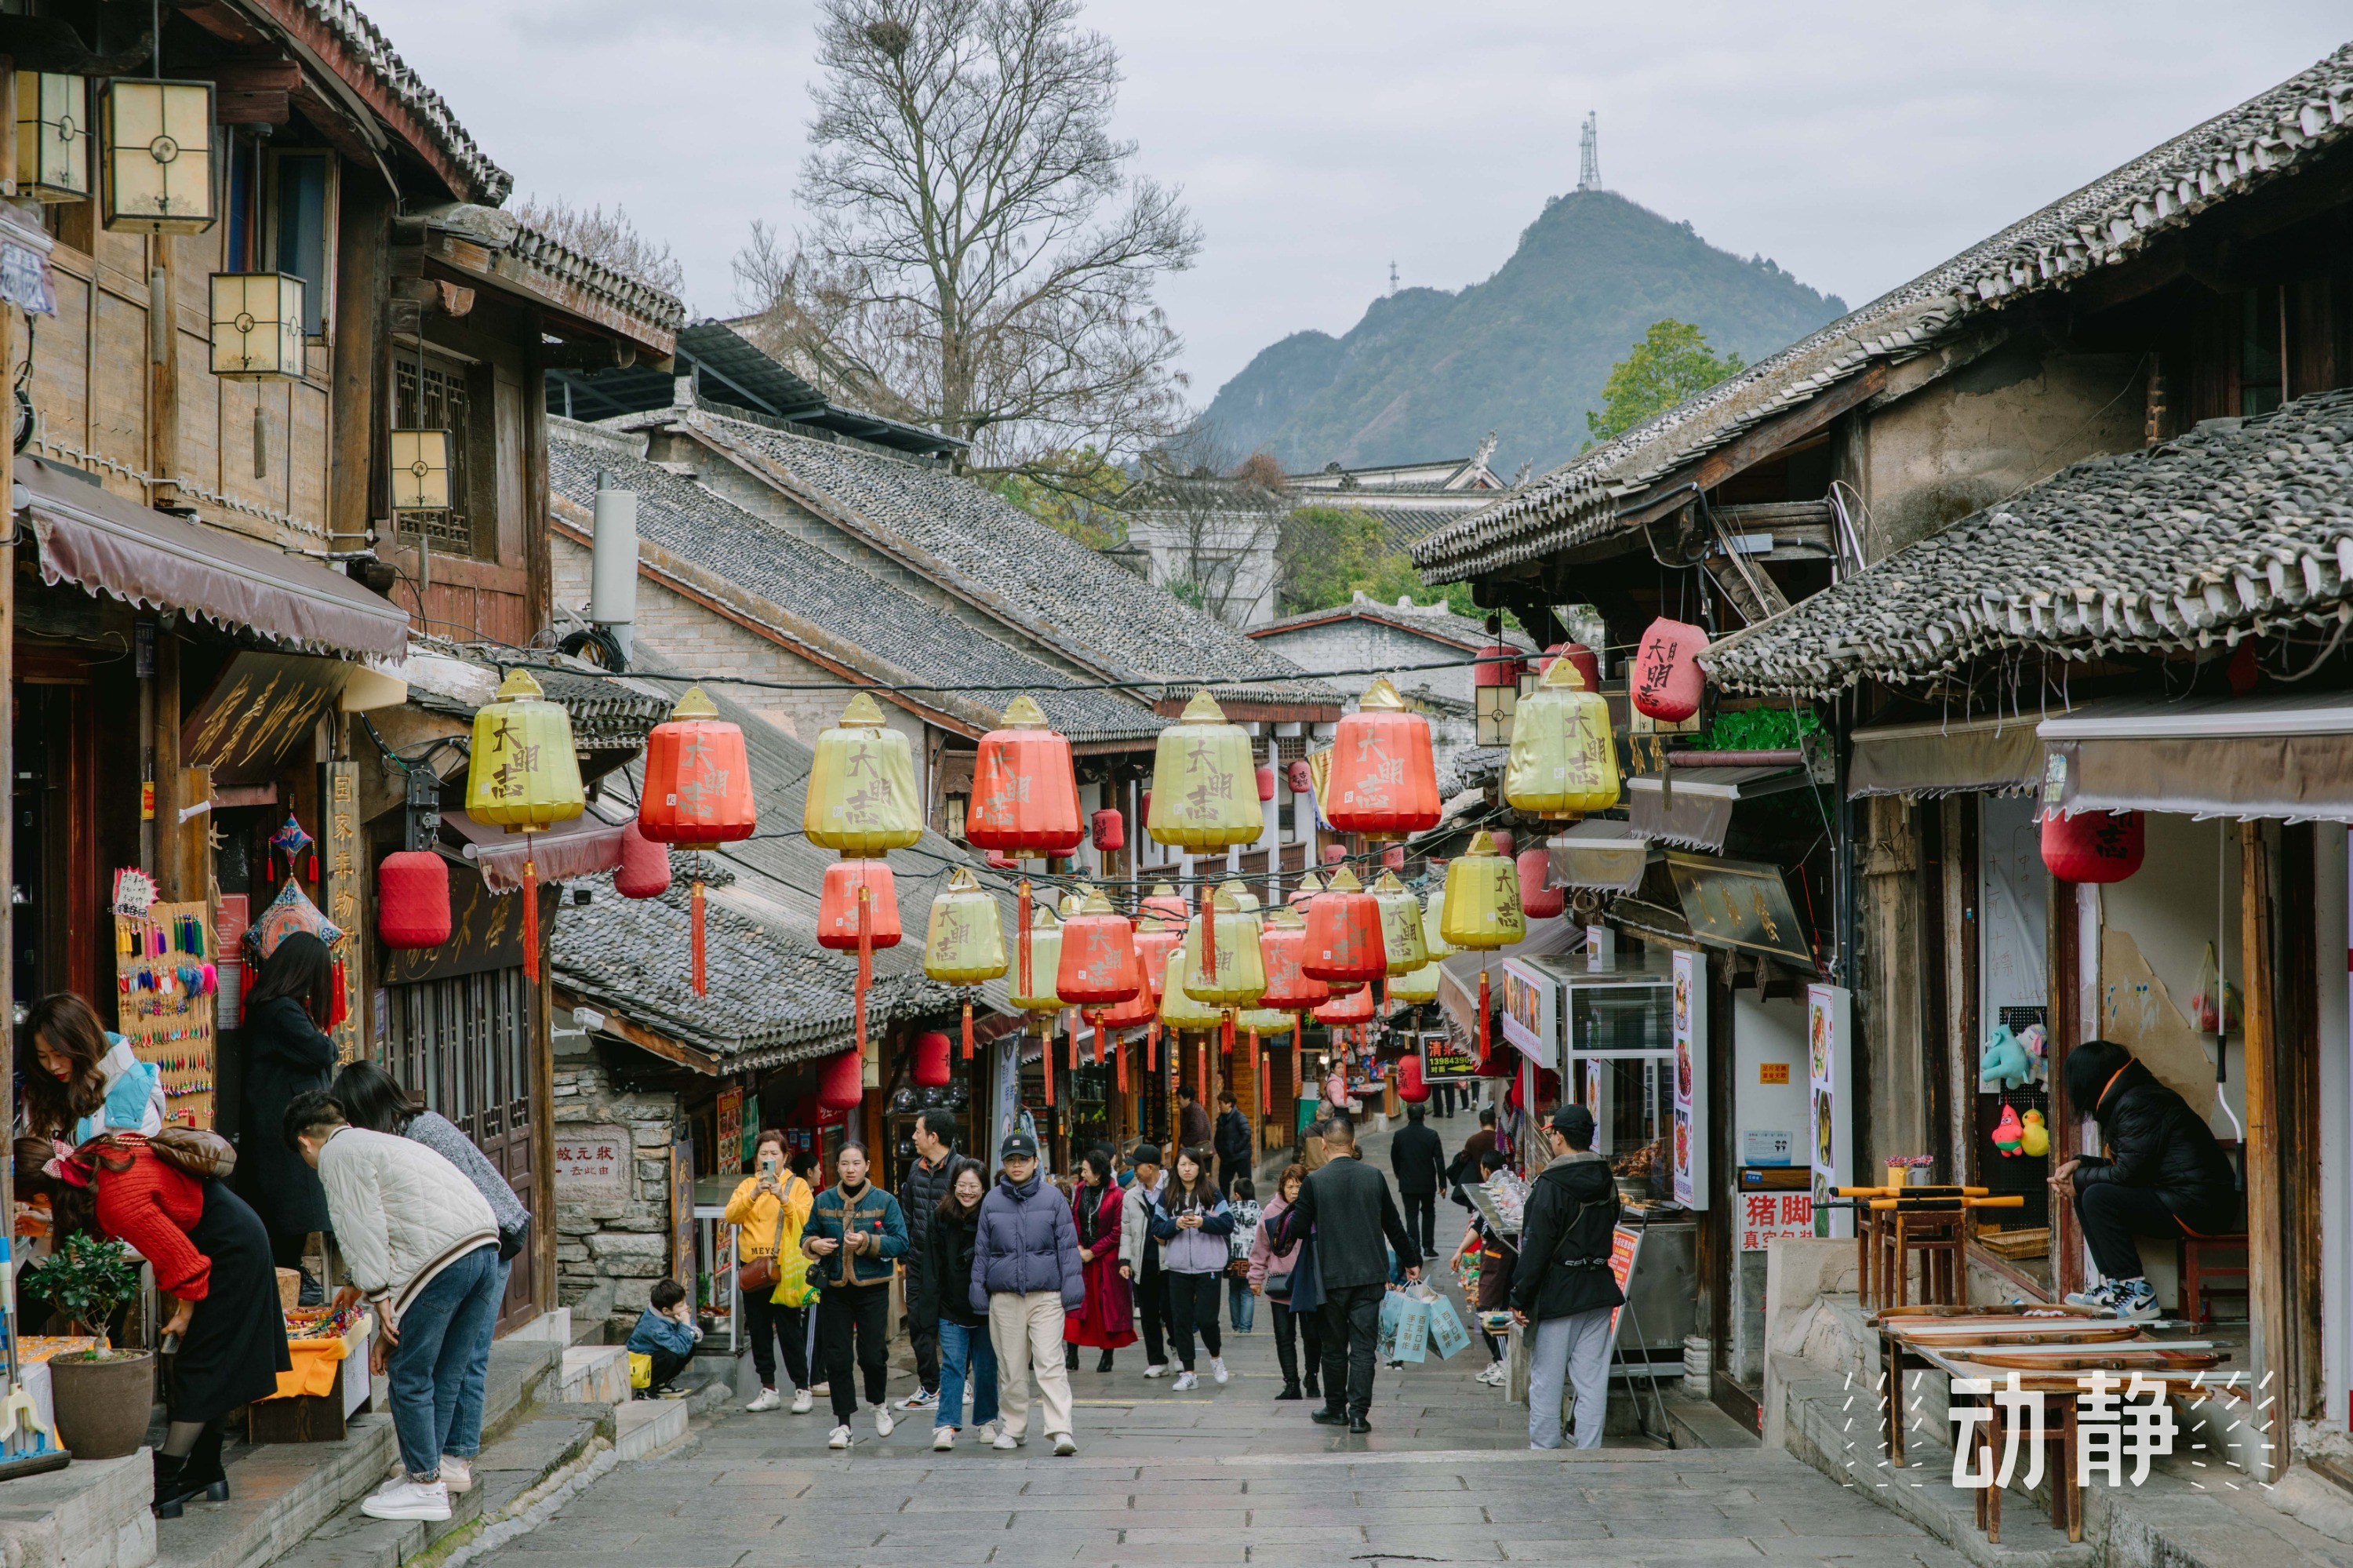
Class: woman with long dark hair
1060,1148,1135,1374
1147,1146,1233,1391
920,1157,996,1449
234,934,337,1281
20,992,162,1144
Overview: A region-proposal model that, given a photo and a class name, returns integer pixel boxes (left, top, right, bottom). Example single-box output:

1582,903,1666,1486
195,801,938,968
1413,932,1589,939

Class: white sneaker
810,1382,831,1396
1051,1432,1077,1456
361,1479,451,1523
789,1388,814,1414
827,1424,853,1450
872,1403,895,1438
746,1388,783,1413
992,1429,1021,1450
1209,1357,1230,1385
896,1389,936,1410
932,1425,955,1451
1172,1370,1198,1391
975,1421,999,1445
437,1457,472,1494
1142,1363,1170,1378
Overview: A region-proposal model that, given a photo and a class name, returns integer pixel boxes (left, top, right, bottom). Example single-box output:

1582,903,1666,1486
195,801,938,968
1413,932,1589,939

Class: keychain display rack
115,900,219,1130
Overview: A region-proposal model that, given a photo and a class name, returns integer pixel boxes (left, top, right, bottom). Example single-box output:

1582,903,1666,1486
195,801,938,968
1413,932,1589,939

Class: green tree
1586,318,1744,445
1276,506,1486,620
995,447,1131,550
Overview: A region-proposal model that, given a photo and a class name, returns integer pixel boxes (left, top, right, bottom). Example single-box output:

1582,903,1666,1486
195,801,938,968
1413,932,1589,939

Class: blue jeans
935,1318,998,1432
386,1245,504,1478
1227,1274,1255,1333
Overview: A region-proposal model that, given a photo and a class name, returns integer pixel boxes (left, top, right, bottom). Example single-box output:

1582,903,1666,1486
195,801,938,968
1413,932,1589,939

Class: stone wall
551,1038,686,1344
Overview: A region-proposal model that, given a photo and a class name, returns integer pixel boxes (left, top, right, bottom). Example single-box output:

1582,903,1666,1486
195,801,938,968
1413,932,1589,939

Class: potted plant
22,1232,152,1459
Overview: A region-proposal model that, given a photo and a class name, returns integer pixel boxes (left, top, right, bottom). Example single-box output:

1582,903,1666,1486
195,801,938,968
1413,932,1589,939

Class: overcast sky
365,1,2348,405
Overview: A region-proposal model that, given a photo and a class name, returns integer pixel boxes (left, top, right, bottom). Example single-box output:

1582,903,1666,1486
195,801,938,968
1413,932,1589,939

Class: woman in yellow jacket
725,1129,816,1413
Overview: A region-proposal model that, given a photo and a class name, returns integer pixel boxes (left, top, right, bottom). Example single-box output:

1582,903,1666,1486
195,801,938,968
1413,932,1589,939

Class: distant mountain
1203,189,1849,479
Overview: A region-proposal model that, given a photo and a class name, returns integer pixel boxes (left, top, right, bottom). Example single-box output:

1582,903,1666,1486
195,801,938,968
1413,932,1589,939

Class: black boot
180,1419,230,1504
1275,1382,1304,1400
153,1451,200,1518
1064,1344,1078,1372
1096,1349,1114,1373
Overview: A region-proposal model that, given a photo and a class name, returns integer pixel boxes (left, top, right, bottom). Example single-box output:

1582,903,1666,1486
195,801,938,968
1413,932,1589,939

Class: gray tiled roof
1415,42,2353,584
1250,598,1536,654
1704,391,2353,697
686,412,1342,708
549,431,1166,743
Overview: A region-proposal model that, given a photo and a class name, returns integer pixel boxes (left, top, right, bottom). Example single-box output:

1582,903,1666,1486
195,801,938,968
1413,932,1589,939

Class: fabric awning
1434,917,1579,1042
1848,715,2044,800
449,809,627,893
1626,765,1810,853
1547,819,1653,894
2038,693,2353,822
18,457,409,659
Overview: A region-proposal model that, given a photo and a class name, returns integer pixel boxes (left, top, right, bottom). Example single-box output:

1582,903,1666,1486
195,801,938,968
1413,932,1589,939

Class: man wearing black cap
1511,1103,1624,1449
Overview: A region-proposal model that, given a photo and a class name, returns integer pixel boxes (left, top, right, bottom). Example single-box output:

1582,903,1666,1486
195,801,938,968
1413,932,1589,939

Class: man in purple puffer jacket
970,1132,1086,1454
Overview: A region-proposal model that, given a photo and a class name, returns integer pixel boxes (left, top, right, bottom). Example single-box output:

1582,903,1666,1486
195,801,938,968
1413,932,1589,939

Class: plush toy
1991,1101,2025,1157
2017,1024,2049,1086
2018,1108,2050,1158
1978,1025,2032,1092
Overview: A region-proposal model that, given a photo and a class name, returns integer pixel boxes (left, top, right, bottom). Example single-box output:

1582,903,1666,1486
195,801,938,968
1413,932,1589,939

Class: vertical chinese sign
325,762,363,1061
672,1133,698,1300
1671,948,1707,1208
1807,983,1853,1237
716,1087,744,1178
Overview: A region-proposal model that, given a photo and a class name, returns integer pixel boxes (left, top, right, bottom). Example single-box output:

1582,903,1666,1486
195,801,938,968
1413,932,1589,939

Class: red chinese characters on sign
1738,1191,1813,1253
554,1141,623,1177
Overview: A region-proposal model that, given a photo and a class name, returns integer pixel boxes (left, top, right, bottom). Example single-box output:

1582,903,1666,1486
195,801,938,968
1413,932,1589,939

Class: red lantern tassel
1256,1034,1267,1118
1092,1015,1104,1066
1147,1020,1158,1071
1042,1021,1055,1108
1204,894,1217,980
854,886,872,1061
1222,1012,1233,1057
1018,877,1032,999
962,998,975,1060
1196,1038,1207,1111
1292,1017,1303,1108
1478,966,1489,1064
1069,1013,1079,1071
1116,1038,1128,1094
524,857,541,984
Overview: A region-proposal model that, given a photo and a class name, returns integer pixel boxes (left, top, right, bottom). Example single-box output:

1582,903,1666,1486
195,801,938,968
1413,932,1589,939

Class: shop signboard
1671,948,1707,1209
1603,1224,1642,1347
1420,1031,1478,1082
1738,1190,1814,1252
1665,852,1813,968
1499,957,1560,1067
716,1088,743,1177
671,1133,696,1290
325,761,362,1062
1807,984,1853,1238
553,1126,630,1209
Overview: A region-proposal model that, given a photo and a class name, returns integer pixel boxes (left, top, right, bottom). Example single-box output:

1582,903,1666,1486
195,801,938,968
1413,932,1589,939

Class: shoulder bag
735,1178,795,1295
145,1127,237,1182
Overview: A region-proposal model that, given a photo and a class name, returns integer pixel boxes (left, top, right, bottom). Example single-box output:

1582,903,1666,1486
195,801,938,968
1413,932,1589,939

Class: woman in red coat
1060,1148,1136,1373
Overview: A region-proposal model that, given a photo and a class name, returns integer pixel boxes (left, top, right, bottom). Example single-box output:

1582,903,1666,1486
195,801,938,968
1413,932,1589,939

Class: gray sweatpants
1528,1306,1614,1450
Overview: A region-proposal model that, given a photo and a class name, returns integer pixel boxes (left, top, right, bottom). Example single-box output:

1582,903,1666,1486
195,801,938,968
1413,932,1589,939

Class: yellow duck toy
2018,1108,2050,1158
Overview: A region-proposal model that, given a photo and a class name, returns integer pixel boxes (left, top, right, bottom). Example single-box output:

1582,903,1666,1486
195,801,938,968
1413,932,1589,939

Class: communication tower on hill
1578,112,1601,191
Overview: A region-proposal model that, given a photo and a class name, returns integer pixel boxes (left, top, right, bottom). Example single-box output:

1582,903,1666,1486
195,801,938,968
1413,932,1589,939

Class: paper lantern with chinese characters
1324,678,1441,840
464,668,584,982
1257,905,1330,1011
1315,983,1375,1026
1158,943,1224,1030
1216,879,1260,915
640,686,758,995
817,860,901,951
1396,1053,1430,1104
1009,905,1066,1016
1321,844,1347,865
914,1031,953,1089
1389,945,1441,1004
377,850,449,950
803,691,922,854
1287,870,1323,907
1237,1007,1294,1038
1142,882,1190,925
923,868,1008,984
2041,809,2144,884
613,821,671,900
1505,656,1620,817
1257,764,1277,802
1286,759,1312,795
1090,809,1124,852
1180,890,1265,1009
817,1048,864,1112
1631,618,1708,722
966,696,1082,856
1420,890,1455,963
1302,867,1385,984
1538,642,1602,697
1441,831,1525,952
1518,848,1565,919
1370,870,1429,977
1147,692,1261,850
1057,890,1142,1009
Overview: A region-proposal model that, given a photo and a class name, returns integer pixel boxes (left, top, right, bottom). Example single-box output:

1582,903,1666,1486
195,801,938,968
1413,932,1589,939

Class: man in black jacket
1511,1104,1623,1449
2053,1040,2240,1320
1446,1105,1498,1209
1389,1105,1447,1253
1213,1093,1251,1195
895,1109,958,1410
1275,1117,1420,1432
1176,1085,1213,1155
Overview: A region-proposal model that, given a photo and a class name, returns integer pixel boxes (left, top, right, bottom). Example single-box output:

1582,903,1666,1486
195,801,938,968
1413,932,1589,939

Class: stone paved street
511,1111,1967,1566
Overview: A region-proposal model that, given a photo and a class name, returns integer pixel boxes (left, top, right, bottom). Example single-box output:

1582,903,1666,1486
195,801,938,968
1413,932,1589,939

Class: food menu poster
1806,983,1853,1239
115,900,217,1130
1671,948,1707,1209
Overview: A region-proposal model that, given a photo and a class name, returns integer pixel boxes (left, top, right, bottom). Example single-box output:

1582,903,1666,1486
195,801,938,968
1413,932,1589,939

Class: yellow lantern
1147,690,1262,850
1390,952,1441,1004
1217,878,1261,914
923,867,1008,985
16,72,89,202
101,78,214,234
803,691,923,854
1421,890,1456,962
390,427,453,513
1180,889,1266,1009
464,668,585,982
209,271,306,380
1236,1008,1295,1037
1371,870,1430,977
1008,904,1066,1016
1441,830,1526,951
1158,948,1224,1031
1505,656,1621,817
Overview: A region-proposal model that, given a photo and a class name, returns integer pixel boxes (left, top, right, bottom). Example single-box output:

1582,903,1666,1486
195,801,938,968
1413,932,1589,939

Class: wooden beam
2048,872,2082,1303
1619,363,1892,530
214,89,289,125
2241,820,2284,1483
576,997,719,1077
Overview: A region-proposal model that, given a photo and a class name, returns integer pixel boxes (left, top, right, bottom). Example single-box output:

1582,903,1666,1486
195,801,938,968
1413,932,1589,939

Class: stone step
1661,1389,1761,1449
558,1346,629,1406
612,1399,687,1461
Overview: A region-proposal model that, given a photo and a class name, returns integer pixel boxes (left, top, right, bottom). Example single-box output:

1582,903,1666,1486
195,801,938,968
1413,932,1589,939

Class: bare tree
1126,425,1282,625
512,195,686,295
737,0,1202,473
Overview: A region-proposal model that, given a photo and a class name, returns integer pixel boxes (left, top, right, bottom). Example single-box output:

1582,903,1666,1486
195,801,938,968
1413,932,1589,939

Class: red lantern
1256,764,1277,802
1518,847,1564,919
2041,809,2144,883
1140,788,1151,822
1258,911,1331,1011
1541,642,1603,695
818,860,902,950
1315,984,1375,1025
1381,845,1406,872
614,821,671,900
984,849,1016,870
817,1048,864,1111
914,1030,953,1089
1321,844,1347,865
377,850,451,949
1090,809,1125,852
1396,1053,1429,1104
640,688,760,995
1489,828,1515,858
1286,759,1312,795
1302,868,1386,983
1631,618,1708,722
1324,678,1441,839
965,697,1082,855
1056,893,1142,1007
1474,643,1523,691
1141,884,1189,925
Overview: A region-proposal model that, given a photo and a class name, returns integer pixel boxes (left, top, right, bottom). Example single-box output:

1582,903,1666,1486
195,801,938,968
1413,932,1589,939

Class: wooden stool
2177,1229,2249,1323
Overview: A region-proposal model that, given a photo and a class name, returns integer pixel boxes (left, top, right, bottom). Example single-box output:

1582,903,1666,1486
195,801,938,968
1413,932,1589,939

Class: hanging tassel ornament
854,884,873,1060
1478,966,1490,1065
1042,1020,1055,1108
1092,1014,1105,1067
1196,1038,1208,1112
1116,1036,1128,1095
1018,877,1034,1006
689,860,707,996
1069,1011,1079,1071
1256,1033,1267,1117
962,995,975,1060
1222,1011,1234,1057
523,848,541,984
1147,1020,1158,1072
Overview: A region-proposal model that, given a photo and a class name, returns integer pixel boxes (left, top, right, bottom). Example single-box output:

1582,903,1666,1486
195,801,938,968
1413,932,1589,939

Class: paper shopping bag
1377,1288,1406,1362
1392,1291,1431,1363
1425,1293,1472,1360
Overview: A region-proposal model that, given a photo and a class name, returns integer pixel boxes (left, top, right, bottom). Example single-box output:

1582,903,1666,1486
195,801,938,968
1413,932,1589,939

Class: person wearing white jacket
289,1090,500,1525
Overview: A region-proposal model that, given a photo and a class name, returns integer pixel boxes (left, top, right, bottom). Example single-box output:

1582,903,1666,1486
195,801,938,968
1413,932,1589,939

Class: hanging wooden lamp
465,668,585,983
